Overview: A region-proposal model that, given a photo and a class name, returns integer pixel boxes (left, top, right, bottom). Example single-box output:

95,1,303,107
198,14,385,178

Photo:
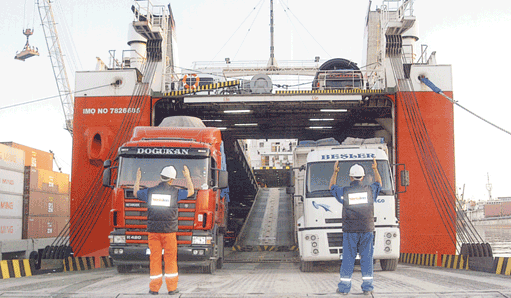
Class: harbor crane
36,0,74,135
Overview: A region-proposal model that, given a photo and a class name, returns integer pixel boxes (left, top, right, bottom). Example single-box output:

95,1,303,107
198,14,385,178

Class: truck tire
204,260,216,274
380,259,398,271
300,261,313,272
117,264,133,273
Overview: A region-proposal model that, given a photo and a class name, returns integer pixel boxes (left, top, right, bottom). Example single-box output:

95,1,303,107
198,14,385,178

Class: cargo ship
465,198,511,224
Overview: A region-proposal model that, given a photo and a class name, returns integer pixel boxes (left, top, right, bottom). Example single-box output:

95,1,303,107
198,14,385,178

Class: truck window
117,157,209,190
306,160,393,198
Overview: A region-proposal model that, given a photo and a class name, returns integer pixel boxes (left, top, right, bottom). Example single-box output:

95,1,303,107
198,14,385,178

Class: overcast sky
1,0,510,201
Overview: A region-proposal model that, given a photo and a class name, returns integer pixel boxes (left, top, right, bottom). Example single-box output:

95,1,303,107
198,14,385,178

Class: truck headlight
192,236,212,245
112,235,126,244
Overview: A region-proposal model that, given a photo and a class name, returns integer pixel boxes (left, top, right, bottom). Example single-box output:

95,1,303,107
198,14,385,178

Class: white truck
292,138,407,272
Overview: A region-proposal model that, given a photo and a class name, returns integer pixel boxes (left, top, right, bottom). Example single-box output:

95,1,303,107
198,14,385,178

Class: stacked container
0,142,54,171
0,144,25,241
23,167,70,239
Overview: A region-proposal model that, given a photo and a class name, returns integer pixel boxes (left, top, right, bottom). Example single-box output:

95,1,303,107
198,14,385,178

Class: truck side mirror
218,170,228,189
103,167,113,188
400,170,410,187
103,159,112,168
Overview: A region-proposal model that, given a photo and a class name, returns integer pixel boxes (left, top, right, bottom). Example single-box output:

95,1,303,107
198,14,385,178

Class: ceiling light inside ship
224,110,251,113
320,109,347,112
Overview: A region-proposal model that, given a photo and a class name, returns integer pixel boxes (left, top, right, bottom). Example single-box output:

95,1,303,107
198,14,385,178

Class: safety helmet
160,166,177,181
349,164,365,180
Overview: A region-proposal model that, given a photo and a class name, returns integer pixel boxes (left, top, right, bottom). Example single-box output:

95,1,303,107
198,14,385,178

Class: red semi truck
102,117,229,273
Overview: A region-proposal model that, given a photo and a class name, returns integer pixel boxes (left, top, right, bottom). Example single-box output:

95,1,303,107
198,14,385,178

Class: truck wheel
117,265,133,273
300,261,313,272
204,260,216,274
380,259,398,271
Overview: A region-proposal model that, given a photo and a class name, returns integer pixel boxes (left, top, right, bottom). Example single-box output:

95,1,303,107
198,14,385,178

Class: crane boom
37,0,73,135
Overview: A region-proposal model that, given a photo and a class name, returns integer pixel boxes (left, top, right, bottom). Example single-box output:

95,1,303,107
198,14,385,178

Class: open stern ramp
234,188,296,251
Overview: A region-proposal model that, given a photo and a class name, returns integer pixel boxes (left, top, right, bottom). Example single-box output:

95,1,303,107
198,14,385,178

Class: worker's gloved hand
182,165,190,178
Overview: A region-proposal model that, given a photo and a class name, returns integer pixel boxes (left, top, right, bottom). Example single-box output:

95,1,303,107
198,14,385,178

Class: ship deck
1,257,510,297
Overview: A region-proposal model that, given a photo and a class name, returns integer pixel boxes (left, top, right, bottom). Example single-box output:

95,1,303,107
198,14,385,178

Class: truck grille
327,232,376,248
327,233,343,247
123,188,197,245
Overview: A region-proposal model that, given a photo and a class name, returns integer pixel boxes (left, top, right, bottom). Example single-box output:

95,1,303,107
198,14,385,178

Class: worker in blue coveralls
329,159,381,296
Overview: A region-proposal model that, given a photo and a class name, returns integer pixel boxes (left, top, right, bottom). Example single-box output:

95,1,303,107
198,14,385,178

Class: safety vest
146,182,180,233
342,181,375,233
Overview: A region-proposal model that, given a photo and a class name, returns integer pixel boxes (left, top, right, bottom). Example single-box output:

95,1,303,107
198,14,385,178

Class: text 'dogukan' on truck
102,119,229,274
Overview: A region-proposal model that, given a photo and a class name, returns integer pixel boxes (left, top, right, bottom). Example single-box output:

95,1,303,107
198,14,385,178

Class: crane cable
233,0,265,60
210,0,264,62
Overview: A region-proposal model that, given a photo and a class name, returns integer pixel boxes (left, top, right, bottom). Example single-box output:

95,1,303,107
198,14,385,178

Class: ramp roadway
235,188,294,249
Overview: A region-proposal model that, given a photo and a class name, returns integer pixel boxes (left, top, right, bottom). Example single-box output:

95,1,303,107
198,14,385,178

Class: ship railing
132,0,169,33
173,67,386,93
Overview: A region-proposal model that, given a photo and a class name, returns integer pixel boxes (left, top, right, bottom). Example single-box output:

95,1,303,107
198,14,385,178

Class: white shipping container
0,144,24,172
0,217,22,241
0,169,24,195
0,193,22,218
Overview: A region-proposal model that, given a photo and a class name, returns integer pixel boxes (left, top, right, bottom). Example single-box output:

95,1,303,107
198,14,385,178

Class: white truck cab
293,140,405,272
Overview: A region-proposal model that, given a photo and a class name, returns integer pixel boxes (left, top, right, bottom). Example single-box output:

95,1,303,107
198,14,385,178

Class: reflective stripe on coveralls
149,233,179,292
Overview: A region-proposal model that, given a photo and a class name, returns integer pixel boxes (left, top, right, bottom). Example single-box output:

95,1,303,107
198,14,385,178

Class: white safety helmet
349,164,365,180
160,166,177,181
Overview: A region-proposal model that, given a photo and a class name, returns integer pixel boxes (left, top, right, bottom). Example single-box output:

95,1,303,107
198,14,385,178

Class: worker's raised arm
372,159,382,185
133,168,142,197
329,161,340,190
183,165,194,197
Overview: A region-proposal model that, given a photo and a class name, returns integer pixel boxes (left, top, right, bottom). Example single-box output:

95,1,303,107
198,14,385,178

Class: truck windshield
306,160,393,198
117,157,209,189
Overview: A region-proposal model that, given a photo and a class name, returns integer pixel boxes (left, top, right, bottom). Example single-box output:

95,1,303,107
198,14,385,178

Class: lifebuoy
183,73,200,89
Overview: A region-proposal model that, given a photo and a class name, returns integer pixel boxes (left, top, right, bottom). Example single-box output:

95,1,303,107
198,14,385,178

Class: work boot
336,288,349,295
168,289,180,295
363,290,373,296
149,290,158,295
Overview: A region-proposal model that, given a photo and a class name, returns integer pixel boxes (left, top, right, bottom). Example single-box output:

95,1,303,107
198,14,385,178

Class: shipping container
0,142,53,171
502,201,511,217
24,216,69,239
484,203,502,218
0,217,22,241
0,143,24,172
23,191,70,217
24,167,69,195
0,193,23,218
0,168,24,195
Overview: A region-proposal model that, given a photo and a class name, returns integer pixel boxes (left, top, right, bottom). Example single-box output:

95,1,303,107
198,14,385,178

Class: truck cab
102,118,228,274
294,139,406,272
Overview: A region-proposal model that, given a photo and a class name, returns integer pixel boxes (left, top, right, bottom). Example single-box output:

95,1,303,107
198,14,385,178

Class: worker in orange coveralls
134,165,194,295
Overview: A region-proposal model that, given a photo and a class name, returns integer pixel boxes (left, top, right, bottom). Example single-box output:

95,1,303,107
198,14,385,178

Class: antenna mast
267,0,278,68
486,172,493,201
